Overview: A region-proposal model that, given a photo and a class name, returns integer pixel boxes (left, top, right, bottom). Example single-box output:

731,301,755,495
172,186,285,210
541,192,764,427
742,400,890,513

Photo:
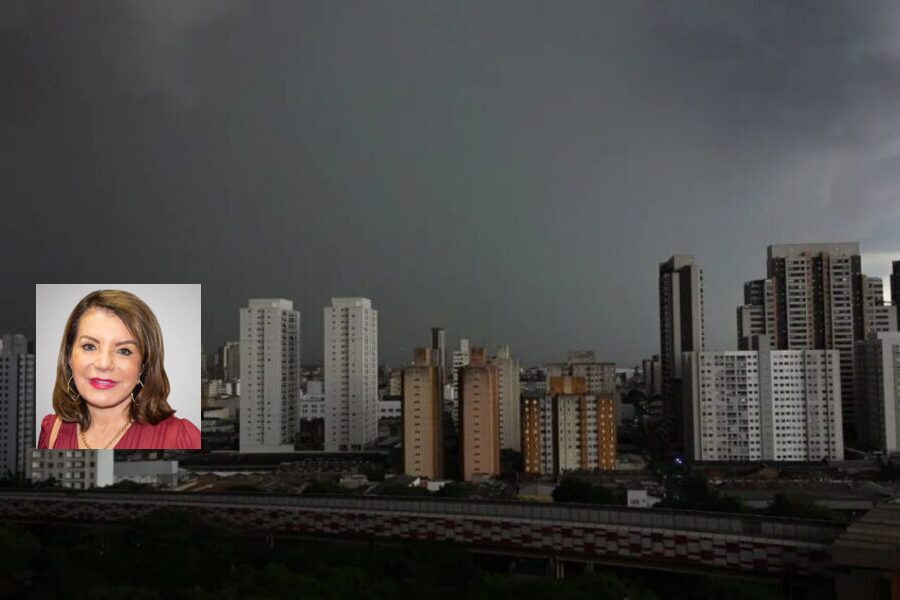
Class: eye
118,348,133,356
81,343,96,351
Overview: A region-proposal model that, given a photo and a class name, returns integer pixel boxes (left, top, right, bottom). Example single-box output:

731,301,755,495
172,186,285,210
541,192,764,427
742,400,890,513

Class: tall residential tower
0,334,34,475
239,299,300,453
735,243,899,439
324,298,379,451
658,255,705,450
458,347,500,481
491,345,521,451
402,348,443,478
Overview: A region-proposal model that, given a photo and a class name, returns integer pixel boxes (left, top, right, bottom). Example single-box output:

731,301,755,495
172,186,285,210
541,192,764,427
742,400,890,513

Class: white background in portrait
34,284,202,443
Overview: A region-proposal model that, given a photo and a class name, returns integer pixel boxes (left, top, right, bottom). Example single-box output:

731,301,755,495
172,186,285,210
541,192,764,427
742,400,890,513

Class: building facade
641,355,662,396
0,334,34,476
448,338,470,427
239,299,300,453
892,261,900,309
431,327,447,385
220,340,241,383
324,297,378,452
402,348,443,479
459,347,500,481
855,332,900,452
27,449,114,489
522,376,616,476
856,275,898,339
658,255,705,451
738,243,870,438
683,344,843,462
492,345,521,452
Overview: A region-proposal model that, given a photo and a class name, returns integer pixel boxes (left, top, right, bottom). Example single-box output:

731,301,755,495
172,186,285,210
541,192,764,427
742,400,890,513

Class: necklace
80,421,132,449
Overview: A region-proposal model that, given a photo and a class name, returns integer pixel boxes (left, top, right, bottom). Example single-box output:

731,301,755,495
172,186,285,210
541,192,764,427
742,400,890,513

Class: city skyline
2,248,895,371
2,2,899,367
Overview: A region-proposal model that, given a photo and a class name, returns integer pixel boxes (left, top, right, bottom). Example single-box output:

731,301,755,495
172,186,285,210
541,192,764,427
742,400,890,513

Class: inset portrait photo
35,284,202,450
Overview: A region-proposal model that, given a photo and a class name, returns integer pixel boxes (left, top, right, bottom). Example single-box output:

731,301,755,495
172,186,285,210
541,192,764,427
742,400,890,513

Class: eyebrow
78,335,139,347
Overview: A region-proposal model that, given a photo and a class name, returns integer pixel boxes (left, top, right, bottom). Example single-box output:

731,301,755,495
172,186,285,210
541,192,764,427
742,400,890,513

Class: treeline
0,511,667,599
552,474,846,522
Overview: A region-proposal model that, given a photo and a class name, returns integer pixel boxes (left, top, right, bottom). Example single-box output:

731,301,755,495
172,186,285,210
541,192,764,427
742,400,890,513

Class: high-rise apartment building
641,355,662,396
448,338,470,427
239,299,300,453
855,332,900,452
324,297,378,452
736,243,884,439
522,376,616,475
458,347,500,481
431,328,447,385
220,340,241,383
737,278,777,349
659,255,705,450
892,261,900,308
856,275,898,339
388,369,403,396
402,348,443,479
683,342,843,462
491,346,521,452
0,334,34,475
568,352,616,395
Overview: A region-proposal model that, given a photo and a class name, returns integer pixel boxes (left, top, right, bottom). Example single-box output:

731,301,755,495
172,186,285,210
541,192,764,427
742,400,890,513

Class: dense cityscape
2,245,899,598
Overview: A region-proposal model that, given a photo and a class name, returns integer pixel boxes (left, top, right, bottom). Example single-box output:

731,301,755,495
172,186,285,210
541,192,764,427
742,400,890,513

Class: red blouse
38,413,201,450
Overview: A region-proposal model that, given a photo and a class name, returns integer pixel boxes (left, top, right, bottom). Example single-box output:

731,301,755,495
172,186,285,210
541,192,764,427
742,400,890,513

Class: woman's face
68,308,143,411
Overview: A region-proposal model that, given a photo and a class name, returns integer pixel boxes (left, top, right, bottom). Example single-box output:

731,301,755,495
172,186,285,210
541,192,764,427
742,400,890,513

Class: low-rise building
27,449,114,489
114,460,180,487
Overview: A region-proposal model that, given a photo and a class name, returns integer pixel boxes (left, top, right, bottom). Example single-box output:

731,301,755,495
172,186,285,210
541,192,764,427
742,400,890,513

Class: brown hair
53,289,174,429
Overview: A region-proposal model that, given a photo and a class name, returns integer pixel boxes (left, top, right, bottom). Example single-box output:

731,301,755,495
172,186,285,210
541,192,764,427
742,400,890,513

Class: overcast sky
2,1,899,367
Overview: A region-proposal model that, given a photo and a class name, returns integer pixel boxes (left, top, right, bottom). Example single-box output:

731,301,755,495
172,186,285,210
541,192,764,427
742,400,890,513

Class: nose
94,349,115,371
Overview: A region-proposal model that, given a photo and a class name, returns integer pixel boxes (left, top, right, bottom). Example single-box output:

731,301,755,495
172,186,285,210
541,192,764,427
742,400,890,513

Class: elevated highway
0,489,843,580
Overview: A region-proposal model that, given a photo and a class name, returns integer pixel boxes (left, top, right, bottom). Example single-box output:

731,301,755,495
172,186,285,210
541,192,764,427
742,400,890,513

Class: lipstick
89,378,118,390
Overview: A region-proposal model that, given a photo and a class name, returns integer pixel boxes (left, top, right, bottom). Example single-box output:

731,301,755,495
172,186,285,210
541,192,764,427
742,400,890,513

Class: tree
658,471,745,513
435,482,476,498
500,449,524,478
359,463,385,482
376,482,431,497
623,388,647,405
302,480,352,495
552,477,615,504
766,494,844,522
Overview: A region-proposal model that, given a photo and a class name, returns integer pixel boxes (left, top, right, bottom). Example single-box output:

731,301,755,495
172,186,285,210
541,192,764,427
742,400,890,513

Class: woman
38,289,200,450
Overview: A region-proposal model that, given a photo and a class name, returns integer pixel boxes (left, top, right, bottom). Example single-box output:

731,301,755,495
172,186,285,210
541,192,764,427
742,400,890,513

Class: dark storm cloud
2,1,899,365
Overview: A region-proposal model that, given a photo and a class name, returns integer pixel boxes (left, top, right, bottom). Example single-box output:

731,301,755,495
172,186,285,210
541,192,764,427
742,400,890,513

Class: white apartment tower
491,345,521,451
684,341,843,462
0,334,35,475
239,299,300,453
324,297,378,452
